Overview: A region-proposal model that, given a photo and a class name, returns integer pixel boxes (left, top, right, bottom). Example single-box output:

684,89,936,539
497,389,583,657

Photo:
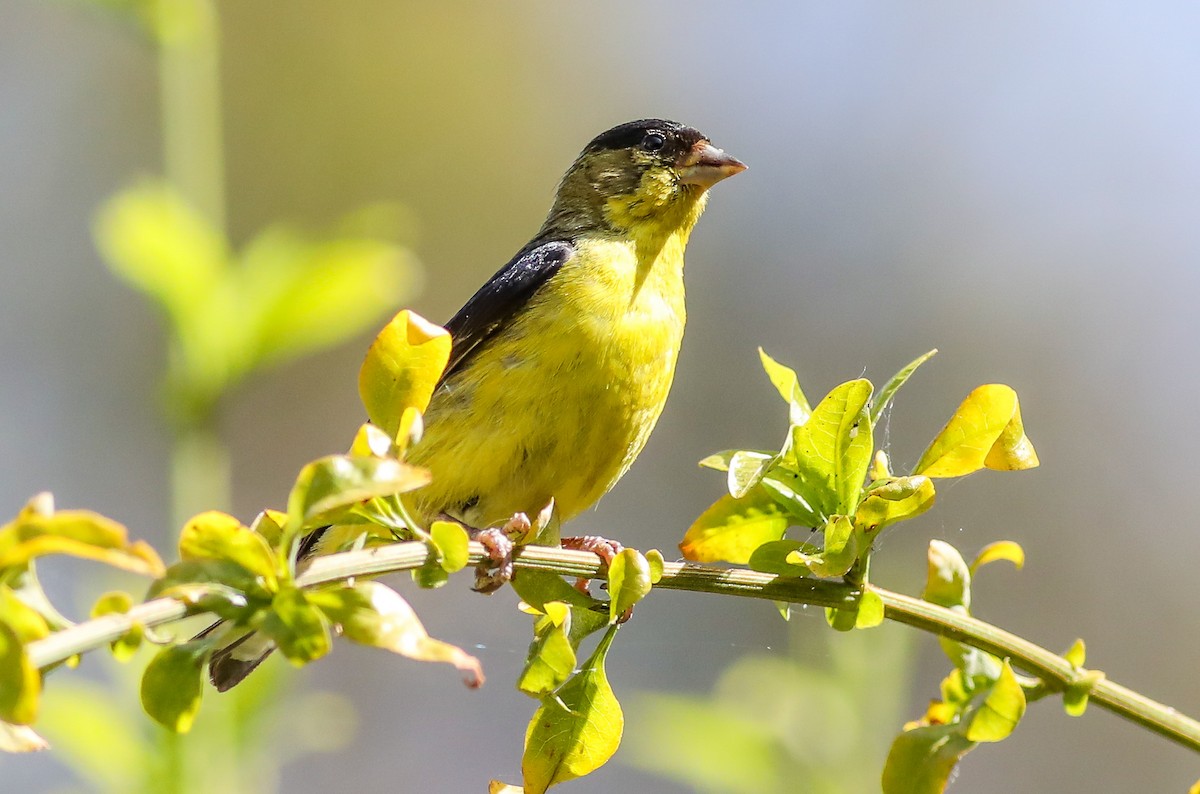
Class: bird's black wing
440,239,573,381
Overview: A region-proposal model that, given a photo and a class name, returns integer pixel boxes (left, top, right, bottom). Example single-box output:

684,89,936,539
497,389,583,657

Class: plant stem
157,0,225,233
26,542,1200,755
170,425,231,531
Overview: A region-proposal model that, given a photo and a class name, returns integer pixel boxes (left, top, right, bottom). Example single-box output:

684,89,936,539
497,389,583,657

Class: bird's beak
676,141,747,189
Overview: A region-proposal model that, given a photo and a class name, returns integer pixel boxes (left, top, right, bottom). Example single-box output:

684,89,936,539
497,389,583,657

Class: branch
26,541,1200,755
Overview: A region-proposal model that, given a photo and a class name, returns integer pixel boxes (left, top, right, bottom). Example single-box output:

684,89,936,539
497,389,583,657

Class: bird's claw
469,512,530,593
561,534,624,595
561,534,624,565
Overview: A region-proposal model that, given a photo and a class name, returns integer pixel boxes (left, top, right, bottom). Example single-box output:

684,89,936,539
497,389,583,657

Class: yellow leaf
349,422,394,458
311,581,483,688
358,309,451,438
855,588,885,629
924,540,971,611
882,722,975,794
607,549,652,623
178,511,277,586
0,623,39,725
1063,638,1086,668
0,508,164,577
855,476,936,535
758,347,811,425
680,486,789,564
914,385,1039,477
971,541,1025,573
966,660,1027,742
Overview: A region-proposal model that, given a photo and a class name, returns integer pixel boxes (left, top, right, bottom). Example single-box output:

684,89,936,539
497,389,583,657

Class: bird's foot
469,512,531,594
561,534,625,601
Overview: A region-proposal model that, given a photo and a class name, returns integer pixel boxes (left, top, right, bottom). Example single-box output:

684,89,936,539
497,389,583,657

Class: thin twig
25,541,1200,754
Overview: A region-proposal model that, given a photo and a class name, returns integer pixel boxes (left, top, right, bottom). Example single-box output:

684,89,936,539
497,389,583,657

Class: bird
207,119,745,690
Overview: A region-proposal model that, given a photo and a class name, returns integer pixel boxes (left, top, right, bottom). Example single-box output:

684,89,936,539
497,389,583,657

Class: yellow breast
409,232,688,528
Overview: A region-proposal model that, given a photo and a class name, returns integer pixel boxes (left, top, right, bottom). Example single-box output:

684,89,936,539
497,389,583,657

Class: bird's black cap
583,119,707,156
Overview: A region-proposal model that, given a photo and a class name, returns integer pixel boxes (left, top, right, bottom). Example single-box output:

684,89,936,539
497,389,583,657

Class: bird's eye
640,131,667,152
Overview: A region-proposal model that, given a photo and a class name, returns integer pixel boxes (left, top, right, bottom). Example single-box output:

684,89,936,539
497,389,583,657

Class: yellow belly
408,236,686,528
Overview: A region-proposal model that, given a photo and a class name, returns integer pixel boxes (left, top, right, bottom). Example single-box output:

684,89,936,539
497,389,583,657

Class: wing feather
441,239,573,380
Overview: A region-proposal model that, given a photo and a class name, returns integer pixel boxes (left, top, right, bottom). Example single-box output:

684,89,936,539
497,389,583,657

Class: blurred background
4,1,1200,791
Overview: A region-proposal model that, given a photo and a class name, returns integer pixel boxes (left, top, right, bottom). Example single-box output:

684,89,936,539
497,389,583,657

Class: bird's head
544,119,746,240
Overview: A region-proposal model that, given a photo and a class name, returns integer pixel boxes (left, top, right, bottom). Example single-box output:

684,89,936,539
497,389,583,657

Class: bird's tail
197,525,329,691
203,621,276,691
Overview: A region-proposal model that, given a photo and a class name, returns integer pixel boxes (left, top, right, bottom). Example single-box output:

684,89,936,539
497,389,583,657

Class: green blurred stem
157,0,225,233
156,3,227,788
27,543,1200,756
170,426,231,531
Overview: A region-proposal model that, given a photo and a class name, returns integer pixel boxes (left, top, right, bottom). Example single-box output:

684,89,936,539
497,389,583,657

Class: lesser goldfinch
209,119,744,690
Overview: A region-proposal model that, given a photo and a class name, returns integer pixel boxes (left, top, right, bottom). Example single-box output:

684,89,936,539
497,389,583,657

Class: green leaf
0,587,50,643
349,422,396,458
260,587,331,665
966,660,1026,742
237,228,417,370
855,588,885,629
518,602,576,697
1063,687,1088,717
758,347,812,426
923,540,971,611
882,722,975,794
89,591,141,662
788,379,874,518
645,550,665,584
698,450,739,472
89,590,133,618
680,486,790,564
140,641,206,733
757,467,822,527
178,511,278,587
148,559,268,606
410,560,450,590
359,309,452,438
914,384,1039,477
248,508,288,549
871,450,892,480
607,549,652,624
787,515,858,578
1063,638,1086,668
747,540,815,578
310,581,483,687
871,349,937,424
523,624,623,793
970,541,1025,574
1063,670,1104,717
93,182,227,322
825,605,858,632
511,573,610,651
856,476,936,535
287,454,431,530
0,623,38,725
430,520,470,574
3,560,72,634
726,450,773,499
